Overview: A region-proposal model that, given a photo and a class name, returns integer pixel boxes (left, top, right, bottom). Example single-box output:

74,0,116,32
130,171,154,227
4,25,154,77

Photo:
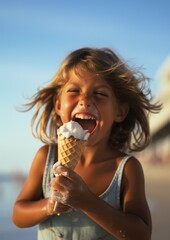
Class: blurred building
138,56,170,165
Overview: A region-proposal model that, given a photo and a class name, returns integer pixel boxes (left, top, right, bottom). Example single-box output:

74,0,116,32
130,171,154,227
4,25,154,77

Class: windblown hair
21,47,161,152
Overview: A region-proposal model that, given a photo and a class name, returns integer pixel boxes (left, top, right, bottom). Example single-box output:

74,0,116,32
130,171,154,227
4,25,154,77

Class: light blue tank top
38,145,131,240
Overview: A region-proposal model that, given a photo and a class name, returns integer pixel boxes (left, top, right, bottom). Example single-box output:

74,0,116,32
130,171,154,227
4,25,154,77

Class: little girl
12,47,161,240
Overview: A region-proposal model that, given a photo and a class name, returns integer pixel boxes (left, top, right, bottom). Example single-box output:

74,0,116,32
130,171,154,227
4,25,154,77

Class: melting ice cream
57,120,90,140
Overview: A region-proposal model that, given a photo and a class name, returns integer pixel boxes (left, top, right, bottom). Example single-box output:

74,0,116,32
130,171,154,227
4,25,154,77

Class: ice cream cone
57,134,86,169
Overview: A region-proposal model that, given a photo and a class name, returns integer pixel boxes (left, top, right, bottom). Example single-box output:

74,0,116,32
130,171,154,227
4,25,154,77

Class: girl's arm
12,145,50,227
52,158,152,240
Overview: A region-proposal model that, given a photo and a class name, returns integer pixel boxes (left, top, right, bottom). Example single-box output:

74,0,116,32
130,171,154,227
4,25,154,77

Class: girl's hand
50,164,92,209
46,196,71,215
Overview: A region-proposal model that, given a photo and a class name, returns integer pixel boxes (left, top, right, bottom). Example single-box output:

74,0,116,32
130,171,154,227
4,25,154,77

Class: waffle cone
57,134,86,169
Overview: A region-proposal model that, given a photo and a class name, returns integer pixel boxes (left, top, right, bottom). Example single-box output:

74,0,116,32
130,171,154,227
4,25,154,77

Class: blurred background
0,0,170,239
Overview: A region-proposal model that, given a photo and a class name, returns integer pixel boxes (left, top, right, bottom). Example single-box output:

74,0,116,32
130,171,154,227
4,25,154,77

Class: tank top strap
42,144,56,198
100,155,132,209
116,155,132,188
112,155,132,208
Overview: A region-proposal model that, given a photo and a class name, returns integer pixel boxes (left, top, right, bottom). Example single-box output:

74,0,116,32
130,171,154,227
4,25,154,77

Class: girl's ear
115,103,129,123
53,96,61,116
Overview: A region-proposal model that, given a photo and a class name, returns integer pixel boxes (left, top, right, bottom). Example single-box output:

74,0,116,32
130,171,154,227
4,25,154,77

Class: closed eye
94,91,108,97
67,88,80,93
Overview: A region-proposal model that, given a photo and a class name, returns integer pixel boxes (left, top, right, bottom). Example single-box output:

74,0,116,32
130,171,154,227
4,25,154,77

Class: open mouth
73,113,97,134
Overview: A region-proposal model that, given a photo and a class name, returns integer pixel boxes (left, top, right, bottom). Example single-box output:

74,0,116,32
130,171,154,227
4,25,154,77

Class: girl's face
54,69,128,145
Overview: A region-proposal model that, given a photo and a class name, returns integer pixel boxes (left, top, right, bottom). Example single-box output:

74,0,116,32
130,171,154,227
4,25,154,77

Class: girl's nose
78,99,91,108
78,94,92,108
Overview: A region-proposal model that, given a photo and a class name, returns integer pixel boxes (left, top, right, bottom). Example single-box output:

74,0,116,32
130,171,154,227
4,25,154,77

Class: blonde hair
22,47,161,151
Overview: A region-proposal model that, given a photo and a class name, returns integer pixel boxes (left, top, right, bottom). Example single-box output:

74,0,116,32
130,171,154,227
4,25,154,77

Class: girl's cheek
60,111,65,117
60,98,76,121
59,106,70,122
59,111,67,122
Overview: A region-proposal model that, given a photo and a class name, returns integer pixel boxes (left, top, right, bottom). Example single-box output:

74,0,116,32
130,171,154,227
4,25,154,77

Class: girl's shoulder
36,144,49,156
121,156,145,195
21,145,51,201
35,144,49,162
123,156,144,178
29,145,50,176
34,144,58,173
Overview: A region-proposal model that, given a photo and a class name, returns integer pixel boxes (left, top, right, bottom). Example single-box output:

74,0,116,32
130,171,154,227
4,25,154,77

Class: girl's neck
80,141,121,166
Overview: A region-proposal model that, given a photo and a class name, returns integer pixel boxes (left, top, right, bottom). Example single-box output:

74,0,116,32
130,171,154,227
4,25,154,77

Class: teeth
75,113,95,120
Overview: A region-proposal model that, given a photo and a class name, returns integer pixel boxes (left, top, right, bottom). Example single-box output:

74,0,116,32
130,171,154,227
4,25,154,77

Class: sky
0,0,170,173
